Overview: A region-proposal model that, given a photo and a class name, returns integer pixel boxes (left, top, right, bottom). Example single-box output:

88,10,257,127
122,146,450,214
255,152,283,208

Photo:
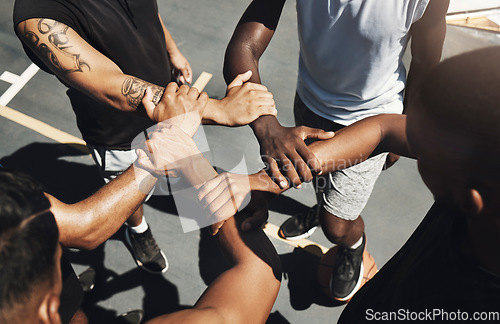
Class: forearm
250,114,412,194
158,15,181,57
49,165,157,250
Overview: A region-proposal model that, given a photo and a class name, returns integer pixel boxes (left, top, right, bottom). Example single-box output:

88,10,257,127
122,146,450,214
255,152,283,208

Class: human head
406,46,500,217
0,169,62,324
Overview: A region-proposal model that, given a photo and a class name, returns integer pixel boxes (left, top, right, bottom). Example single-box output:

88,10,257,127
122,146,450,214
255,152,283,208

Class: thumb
142,87,156,121
228,70,252,89
135,149,155,172
302,127,335,140
241,208,269,232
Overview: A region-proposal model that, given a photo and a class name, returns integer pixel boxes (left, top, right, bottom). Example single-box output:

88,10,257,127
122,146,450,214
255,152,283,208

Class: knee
319,208,362,245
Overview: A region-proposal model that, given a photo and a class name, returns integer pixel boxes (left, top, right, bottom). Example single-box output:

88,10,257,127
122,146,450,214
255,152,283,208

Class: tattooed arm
16,18,275,125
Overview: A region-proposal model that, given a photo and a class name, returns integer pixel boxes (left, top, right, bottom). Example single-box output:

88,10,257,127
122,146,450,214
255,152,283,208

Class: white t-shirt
296,0,430,125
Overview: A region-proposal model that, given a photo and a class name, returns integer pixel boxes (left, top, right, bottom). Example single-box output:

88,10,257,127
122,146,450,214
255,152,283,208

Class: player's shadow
0,142,187,321
280,245,345,311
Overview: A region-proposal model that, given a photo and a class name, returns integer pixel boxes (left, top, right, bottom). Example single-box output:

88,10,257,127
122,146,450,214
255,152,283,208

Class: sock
349,235,363,250
129,216,148,234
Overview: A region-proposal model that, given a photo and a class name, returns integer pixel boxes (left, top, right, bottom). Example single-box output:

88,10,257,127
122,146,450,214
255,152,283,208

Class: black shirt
13,0,172,149
339,203,500,323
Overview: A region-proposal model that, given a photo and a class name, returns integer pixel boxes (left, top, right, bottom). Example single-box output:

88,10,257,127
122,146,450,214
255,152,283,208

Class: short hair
419,46,500,188
0,169,59,320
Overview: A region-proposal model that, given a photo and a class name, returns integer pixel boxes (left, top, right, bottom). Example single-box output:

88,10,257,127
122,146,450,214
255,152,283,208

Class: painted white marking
0,71,21,84
0,63,40,106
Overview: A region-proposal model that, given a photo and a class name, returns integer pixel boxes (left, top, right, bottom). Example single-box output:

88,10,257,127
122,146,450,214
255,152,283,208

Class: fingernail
317,170,323,176
279,180,287,189
296,184,302,189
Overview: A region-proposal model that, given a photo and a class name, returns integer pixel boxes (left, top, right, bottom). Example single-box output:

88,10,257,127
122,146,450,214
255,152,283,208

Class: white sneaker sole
280,225,318,241
331,261,364,302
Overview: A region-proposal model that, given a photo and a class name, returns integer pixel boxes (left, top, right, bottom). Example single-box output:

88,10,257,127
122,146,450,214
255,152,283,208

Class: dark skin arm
15,18,276,126
199,114,413,231
47,165,157,250
224,0,333,190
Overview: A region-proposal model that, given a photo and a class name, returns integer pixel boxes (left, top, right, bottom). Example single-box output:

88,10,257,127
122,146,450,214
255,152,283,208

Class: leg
88,145,167,274
320,209,364,247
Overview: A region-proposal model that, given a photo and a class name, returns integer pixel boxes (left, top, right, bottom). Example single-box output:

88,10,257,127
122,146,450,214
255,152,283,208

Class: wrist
250,115,279,138
249,170,281,195
202,99,225,125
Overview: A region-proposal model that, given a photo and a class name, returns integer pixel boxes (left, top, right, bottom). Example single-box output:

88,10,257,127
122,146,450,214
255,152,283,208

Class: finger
280,155,302,188
142,87,156,120
202,183,231,213
290,151,313,182
266,157,288,189
300,126,335,140
210,220,225,236
296,144,323,174
135,149,155,172
183,64,193,84
211,199,239,224
241,207,269,232
228,70,252,89
243,82,268,92
187,86,200,100
165,81,180,95
198,174,225,201
178,75,186,85
177,84,190,95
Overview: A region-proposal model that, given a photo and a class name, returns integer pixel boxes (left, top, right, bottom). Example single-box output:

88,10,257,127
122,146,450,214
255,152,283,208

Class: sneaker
114,309,144,324
125,227,168,274
330,233,366,302
278,205,321,240
77,267,96,293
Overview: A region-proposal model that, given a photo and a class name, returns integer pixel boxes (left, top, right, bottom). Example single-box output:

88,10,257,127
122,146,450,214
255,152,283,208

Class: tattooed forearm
20,19,90,74
121,77,164,109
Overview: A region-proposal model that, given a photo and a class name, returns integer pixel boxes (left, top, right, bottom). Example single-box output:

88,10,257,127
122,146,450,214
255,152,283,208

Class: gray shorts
294,94,387,221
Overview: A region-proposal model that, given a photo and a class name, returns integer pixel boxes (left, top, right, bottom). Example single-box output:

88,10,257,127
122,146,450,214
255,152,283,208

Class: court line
0,70,330,256
0,63,40,106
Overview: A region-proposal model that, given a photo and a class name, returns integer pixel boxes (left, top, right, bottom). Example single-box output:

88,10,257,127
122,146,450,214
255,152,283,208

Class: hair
420,46,500,154
0,169,59,321
419,46,500,196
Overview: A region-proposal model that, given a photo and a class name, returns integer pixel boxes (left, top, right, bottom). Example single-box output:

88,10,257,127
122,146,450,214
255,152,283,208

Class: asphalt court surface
1,0,500,323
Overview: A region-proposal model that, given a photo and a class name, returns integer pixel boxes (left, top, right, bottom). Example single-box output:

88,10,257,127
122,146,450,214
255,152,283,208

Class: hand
198,172,272,235
253,116,335,189
207,71,277,126
169,49,192,84
143,82,208,136
383,152,400,170
135,123,200,176
198,172,252,228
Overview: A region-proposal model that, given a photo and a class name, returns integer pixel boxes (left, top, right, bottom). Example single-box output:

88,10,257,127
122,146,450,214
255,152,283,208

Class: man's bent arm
47,165,157,250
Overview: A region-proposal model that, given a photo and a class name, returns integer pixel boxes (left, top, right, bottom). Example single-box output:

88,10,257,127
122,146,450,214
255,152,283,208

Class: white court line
0,63,40,106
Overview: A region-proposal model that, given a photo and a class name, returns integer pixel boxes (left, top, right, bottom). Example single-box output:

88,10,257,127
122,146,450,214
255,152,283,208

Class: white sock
349,235,363,250
129,216,148,234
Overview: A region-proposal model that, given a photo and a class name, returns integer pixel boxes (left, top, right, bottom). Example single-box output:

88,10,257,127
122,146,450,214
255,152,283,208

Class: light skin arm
46,165,157,250
16,18,275,126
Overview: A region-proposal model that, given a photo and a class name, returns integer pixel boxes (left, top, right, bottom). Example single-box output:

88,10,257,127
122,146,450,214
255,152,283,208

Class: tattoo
121,78,165,109
20,19,90,74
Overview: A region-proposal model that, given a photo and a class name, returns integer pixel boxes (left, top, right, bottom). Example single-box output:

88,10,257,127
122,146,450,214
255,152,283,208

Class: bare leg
126,204,143,227
320,207,364,247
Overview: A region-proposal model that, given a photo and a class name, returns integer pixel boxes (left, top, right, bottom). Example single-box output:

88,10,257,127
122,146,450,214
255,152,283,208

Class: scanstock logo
131,118,250,233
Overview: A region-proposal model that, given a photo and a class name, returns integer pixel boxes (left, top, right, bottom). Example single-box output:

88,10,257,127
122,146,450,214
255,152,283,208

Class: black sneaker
278,205,321,240
77,267,96,293
125,227,168,274
114,309,144,324
330,233,365,302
